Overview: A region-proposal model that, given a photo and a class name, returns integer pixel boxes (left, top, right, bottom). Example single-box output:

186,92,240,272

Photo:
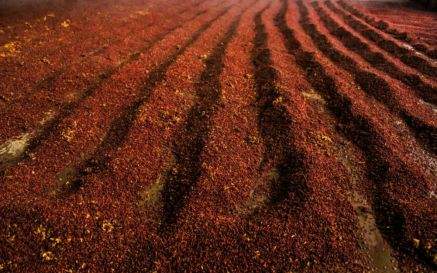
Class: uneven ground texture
0,0,436,272
341,0,437,57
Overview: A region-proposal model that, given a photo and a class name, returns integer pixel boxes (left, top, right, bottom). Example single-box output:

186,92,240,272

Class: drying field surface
359,0,437,48
0,0,436,272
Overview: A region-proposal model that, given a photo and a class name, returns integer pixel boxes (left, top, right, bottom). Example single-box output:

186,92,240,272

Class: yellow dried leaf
61,20,71,28
34,225,47,240
320,135,333,143
41,251,54,261
0,42,19,57
102,220,114,232
302,89,325,103
273,96,284,106
136,9,149,16
61,127,75,142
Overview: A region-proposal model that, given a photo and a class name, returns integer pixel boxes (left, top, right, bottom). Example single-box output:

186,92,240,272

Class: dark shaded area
281,0,436,268
0,4,211,176
337,0,437,59
251,5,308,206
0,0,77,9
0,0,78,21
324,1,436,79
56,6,232,195
159,9,244,233
302,1,437,155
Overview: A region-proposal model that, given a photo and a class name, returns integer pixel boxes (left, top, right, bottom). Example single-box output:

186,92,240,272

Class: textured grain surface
0,0,435,272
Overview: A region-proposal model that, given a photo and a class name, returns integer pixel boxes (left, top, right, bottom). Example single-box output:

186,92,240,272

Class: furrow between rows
0,0,204,98
53,5,235,196
0,0,224,175
302,1,437,155
0,1,246,271
250,2,309,209
0,0,435,271
314,1,437,107
151,2,368,271
0,0,213,139
291,0,436,269
337,0,437,59
157,8,248,233
0,1,234,196
324,0,436,78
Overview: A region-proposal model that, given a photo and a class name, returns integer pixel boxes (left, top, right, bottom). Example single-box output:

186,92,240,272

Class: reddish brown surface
361,1,437,44
342,0,437,56
0,0,436,272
